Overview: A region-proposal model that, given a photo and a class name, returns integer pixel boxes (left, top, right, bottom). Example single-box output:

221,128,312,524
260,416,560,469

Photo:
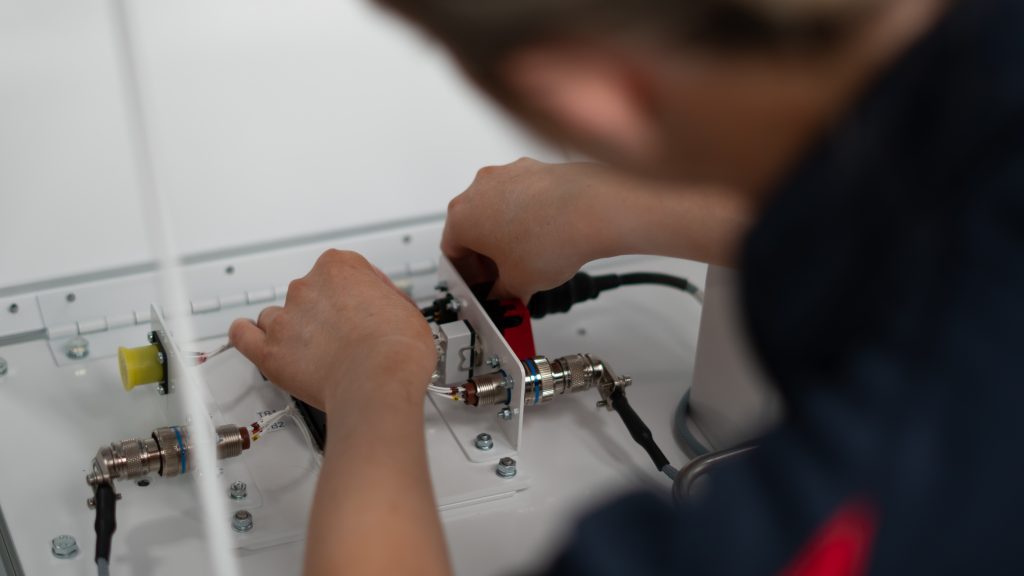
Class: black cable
528,271,700,319
617,272,696,294
94,483,117,575
609,387,672,474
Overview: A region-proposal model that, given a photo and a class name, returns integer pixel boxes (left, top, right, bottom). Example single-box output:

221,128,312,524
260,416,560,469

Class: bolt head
232,510,254,533
486,355,501,369
147,331,157,343
474,433,494,451
229,481,248,500
496,457,517,478
51,535,79,559
497,407,512,421
156,351,166,365
0,357,7,376
64,337,90,360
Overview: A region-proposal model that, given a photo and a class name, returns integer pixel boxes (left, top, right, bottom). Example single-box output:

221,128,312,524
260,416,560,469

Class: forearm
571,164,755,267
304,376,449,575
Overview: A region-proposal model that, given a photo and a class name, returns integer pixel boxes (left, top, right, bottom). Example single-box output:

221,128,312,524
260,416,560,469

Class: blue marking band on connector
525,359,541,405
172,426,186,474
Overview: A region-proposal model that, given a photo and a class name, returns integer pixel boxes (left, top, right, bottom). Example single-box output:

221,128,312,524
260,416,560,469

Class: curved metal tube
672,444,758,504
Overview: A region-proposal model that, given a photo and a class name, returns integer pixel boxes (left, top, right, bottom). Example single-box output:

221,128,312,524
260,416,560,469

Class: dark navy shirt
541,0,1024,573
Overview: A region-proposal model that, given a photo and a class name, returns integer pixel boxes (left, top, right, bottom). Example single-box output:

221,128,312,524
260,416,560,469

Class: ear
501,44,659,162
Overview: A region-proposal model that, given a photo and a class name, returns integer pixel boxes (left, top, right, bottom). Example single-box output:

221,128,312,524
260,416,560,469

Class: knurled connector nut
563,354,591,394
534,358,555,403
118,438,145,479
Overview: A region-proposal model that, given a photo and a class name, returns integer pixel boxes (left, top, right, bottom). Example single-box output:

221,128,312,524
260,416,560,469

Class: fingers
440,221,474,262
229,318,267,366
257,305,283,331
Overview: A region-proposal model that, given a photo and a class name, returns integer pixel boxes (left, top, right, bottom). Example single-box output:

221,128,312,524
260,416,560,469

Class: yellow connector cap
118,344,165,391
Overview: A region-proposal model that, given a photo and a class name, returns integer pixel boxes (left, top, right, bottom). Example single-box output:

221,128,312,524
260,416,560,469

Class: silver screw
474,433,494,451
497,407,512,421
229,481,247,501
0,357,7,376
496,457,517,478
446,299,461,313
486,355,501,369
64,336,90,360
156,351,166,365
232,510,254,533
147,331,156,343
51,535,79,559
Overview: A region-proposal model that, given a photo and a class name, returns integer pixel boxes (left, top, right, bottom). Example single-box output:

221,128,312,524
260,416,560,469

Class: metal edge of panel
0,503,25,576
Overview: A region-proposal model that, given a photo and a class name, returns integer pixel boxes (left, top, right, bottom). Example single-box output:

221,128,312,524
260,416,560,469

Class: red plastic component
780,499,878,576
497,299,536,359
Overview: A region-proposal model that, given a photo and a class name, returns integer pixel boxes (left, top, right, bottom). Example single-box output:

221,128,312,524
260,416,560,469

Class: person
228,0,1024,573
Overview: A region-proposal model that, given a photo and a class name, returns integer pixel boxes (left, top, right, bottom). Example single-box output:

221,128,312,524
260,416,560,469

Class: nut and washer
232,510,254,533
64,337,90,360
0,357,7,376
486,355,501,369
496,457,517,478
51,535,79,559
229,481,248,501
474,433,494,451
497,407,512,421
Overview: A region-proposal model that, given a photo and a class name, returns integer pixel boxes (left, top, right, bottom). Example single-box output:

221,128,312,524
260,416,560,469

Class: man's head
376,0,942,191
377,0,942,191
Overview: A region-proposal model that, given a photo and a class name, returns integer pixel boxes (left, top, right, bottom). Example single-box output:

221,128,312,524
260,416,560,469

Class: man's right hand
442,157,753,301
442,158,616,300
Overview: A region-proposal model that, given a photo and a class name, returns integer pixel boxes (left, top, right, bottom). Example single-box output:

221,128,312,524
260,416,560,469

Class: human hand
229,250,436,415
442,158,617,300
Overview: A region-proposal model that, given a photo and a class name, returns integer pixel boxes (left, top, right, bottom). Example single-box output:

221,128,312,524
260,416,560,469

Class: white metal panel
0,0,555,291
0,255,706,576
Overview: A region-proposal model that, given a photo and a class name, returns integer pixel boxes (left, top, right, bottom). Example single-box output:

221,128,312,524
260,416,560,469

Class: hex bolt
229,481,248,501
64,337,90,360
51,535,79,559
474,433,494,451
486,355,501,369
496,457,517,478
497,407,512,421
232,510,254,533
0,357,7,376
156,351,166,365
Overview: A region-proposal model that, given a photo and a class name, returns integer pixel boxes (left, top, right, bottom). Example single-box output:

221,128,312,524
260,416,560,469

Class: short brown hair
377,0,873,86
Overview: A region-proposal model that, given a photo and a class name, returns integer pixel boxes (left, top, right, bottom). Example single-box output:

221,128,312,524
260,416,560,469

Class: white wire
252,404,322,470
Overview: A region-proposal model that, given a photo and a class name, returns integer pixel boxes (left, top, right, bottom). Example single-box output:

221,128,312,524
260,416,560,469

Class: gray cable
97,558,110,576
661,464,679,480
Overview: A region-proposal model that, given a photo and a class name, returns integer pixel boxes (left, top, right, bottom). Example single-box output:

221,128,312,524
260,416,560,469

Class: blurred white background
0,0,553,290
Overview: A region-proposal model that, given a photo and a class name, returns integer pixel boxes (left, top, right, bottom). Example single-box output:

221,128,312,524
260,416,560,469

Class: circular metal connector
496,457,517,478
474,433,494,451
232,510,254,533
51,535,79,559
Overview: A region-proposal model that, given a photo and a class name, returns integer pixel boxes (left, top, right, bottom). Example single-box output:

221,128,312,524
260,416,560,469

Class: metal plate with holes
430,257,527,463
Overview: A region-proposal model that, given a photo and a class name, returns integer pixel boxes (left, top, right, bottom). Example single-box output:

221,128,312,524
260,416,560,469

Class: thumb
229,318,268,367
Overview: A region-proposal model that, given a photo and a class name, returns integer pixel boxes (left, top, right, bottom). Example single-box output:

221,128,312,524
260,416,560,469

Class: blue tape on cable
172,426,186,474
